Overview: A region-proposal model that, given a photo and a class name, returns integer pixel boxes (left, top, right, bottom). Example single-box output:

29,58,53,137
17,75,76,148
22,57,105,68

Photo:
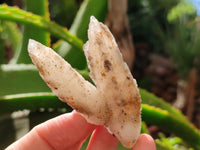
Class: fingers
34,111,96,150
6,129,53,150
6,111,155,150
87,126,119,150
131,134,156,150
6,111,96,150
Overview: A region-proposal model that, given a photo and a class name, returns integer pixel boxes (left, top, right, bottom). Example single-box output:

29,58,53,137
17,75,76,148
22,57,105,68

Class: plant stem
11,0,50,64
0,93,71,114
140,88,189,123
0,4,83,51
142,104,200,150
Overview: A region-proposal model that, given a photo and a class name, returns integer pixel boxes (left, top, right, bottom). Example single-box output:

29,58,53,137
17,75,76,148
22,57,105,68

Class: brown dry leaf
105,0,135,69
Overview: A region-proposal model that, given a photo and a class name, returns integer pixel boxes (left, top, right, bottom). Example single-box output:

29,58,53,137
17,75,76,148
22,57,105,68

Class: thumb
132,134,156,150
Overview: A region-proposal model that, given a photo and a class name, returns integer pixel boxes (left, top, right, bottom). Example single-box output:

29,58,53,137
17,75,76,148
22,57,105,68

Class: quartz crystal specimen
28,16,141,148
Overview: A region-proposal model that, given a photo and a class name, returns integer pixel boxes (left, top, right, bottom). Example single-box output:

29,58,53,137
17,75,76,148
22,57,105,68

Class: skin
6,111,156,150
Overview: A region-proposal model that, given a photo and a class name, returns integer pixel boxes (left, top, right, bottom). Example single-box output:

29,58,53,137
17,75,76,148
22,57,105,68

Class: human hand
6,111,156,150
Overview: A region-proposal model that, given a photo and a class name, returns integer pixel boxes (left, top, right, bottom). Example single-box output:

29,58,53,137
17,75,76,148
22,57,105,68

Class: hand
6,111,156,150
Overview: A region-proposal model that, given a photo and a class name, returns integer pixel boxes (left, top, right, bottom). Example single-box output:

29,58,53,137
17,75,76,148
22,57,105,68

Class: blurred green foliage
128,0,199,79
0,0,200,149
49,0,80,28
128,0,179,53
165,23,200,78
167,2,196,22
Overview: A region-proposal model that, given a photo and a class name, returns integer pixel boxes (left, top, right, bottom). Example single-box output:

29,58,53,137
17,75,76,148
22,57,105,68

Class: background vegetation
0,0,200,149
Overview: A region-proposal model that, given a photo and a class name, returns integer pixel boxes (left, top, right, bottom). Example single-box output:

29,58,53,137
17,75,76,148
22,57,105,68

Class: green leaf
140,88,189,123
10,0,50,64
142,104,200,150
54,0,108,69
0,92,70,115
69,0,108,42
1,21,21,53
0,64,89,96
0,24,6,64
0,21,21,64
0,4,83,52
0,64,50,96
156,139,183,150
141,121,149,134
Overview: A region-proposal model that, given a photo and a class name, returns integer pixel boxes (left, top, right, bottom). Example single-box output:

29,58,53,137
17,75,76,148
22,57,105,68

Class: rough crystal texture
28,16,141,148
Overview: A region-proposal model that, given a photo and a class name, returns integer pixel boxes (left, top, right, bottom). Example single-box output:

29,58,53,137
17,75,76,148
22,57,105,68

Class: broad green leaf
0,64,50,96
0,64,89,96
